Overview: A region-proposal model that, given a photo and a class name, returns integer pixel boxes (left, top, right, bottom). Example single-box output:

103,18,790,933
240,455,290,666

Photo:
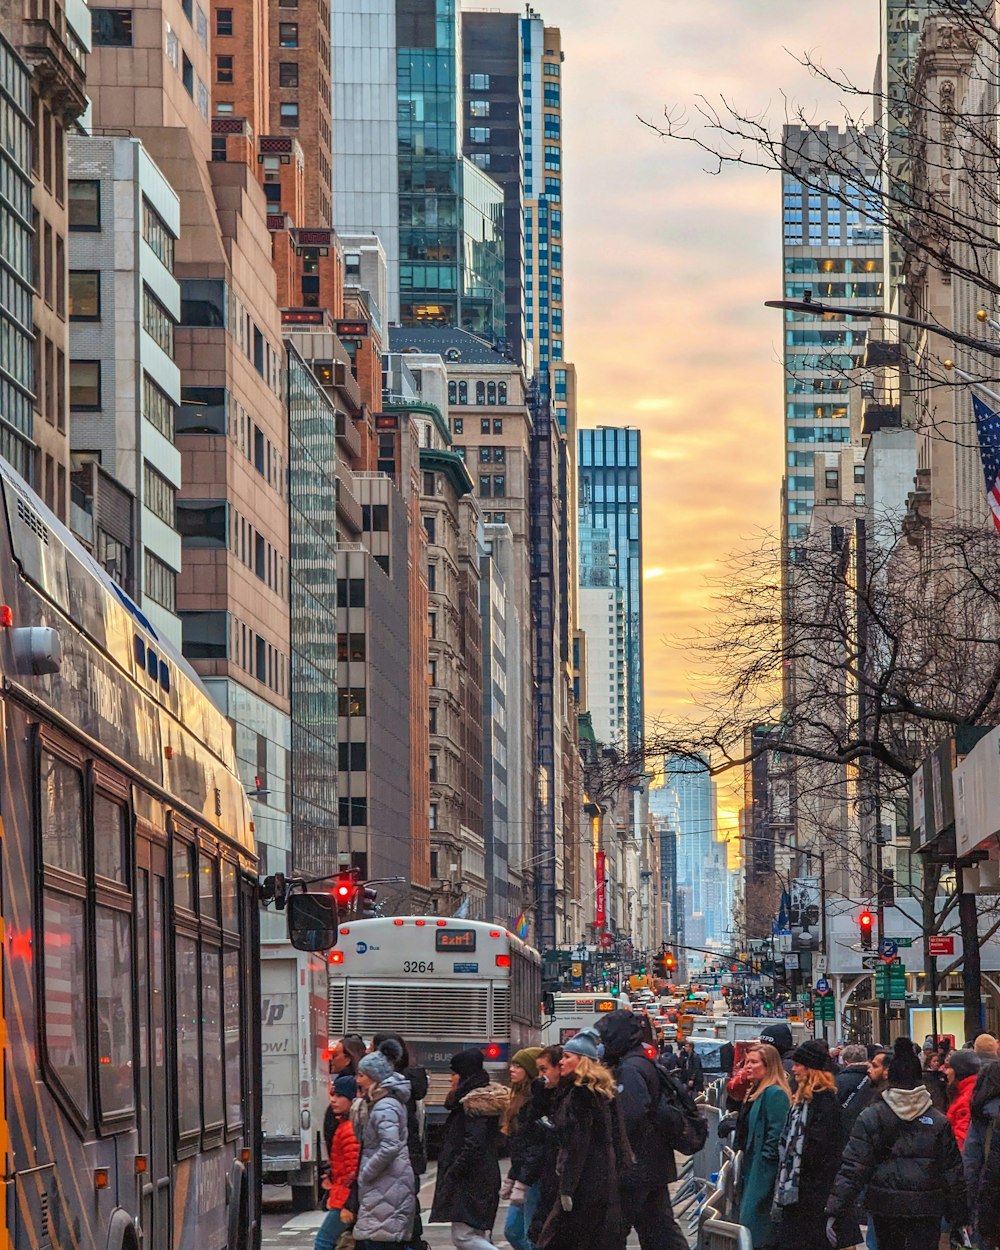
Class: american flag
972,394,1000,533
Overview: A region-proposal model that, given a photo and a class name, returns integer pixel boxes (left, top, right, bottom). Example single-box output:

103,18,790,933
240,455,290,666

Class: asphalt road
261,1168,646,1248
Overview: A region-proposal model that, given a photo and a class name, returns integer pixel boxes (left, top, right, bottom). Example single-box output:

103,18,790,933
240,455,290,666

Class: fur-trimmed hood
461,1080,510,1118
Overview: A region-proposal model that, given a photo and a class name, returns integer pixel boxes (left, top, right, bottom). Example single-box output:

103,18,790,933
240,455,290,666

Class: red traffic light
859,909,874,950
334,883,352,900
859,910,873,929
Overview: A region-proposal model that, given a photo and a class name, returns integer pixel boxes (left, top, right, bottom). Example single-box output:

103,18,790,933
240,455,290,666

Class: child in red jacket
316,1075,361,1250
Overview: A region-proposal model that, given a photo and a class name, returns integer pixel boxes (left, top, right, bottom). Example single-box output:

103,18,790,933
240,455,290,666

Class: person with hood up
759,1023,797,1086
826,1037,968,1250
353,1041,416,1250
370,1033,429,1250
963,1056,1000,1246
536,1028,629,1250
772,1041,860,1250
945,1048,981,1150
430,1047,509,1250
316,1075,362,1250
737,1043,792,1250
500,1046,546,1250
595,1008,688,1250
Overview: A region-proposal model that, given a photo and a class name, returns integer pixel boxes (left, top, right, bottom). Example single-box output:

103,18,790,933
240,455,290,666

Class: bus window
175,934,201,1137
221,860,238,932
201,945,224,1130
42,890,90,1120
40,752,83,874
95,905,135,1119
223,949,243,1130
94,791,128,883
173,840,195,911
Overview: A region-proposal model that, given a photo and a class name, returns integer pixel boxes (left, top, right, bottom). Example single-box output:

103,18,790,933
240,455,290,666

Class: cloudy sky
464,0,876,741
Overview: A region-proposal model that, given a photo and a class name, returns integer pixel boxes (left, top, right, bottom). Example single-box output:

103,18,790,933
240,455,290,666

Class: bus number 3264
403,960,434,973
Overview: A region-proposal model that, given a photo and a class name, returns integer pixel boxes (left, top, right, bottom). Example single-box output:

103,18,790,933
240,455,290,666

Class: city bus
0,460,260,1250
541,991,620,1046
328,917,541,1129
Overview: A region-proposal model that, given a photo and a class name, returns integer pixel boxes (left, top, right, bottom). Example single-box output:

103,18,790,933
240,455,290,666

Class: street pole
930,954,939,1048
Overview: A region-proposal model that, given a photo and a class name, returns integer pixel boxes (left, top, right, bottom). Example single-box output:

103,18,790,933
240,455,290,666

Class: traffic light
333,872,357,917
360,885,378,918
665,951,676,972
859,908,874,949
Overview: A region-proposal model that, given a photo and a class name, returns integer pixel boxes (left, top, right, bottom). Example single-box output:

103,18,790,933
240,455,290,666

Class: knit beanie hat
947,1049,982,1082
333,1074,357,1099
792,1039,833,1071
358,1050,395,1084
450,1047,486,1078
974,1033,999,1059
887,1037,923,1089
512,1047,544,1079
563,1027,602,1060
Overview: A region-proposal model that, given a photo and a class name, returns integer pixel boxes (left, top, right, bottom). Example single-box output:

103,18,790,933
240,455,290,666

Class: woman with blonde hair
773,1041,860,1250
737,1043,792,1249
535,1029,629,1250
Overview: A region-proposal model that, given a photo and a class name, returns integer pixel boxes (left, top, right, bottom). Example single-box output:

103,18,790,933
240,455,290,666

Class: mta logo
356,941,368,954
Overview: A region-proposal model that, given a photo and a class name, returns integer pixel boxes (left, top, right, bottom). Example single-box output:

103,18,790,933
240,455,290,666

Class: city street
262,1169,644,1248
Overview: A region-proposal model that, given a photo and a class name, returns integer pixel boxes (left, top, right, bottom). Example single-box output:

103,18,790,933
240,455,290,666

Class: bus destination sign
435,928,478,953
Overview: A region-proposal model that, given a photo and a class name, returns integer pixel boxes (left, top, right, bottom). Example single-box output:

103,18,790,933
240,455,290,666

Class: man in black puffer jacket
595,1009,687,1250
826,1037,968,1250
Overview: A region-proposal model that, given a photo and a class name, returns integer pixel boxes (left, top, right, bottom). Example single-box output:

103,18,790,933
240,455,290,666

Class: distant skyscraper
663,754,719,940
578,427,644,751
781,125,883,551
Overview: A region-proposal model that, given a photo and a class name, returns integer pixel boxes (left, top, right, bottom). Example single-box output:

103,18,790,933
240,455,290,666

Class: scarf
772,1099,809,1213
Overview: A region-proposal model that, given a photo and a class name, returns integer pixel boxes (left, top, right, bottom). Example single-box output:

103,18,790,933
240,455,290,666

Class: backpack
650,1061,709,1156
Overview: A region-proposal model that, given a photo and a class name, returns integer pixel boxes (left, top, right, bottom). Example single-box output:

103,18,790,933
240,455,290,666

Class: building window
215,54,233,83
469,152,490,170
854,464,866,483
427,563,436,591
458,381,468,405
279,102,299,127
179,278,226,327
468,73,489,90
479,476,491,497
142,199,175,271
469,127,490,144
91,8,133,45
481,419,490,435
498,383,507,405
423,515,436,543
544,145,561,170
69,271,101,320
825,469,839,490
176,500,227,546
429,803,438,830
278,22,298,46
68,180,100,230
279,61,298,87
181,53,194,96
69,361,101,410
492,419,503,434
211,136,227,162
143,373,175,439
486,382,497,404
429,706,437,734
215,7,232,33
142,287,174,354
429,755,438,782
452,418,463,434
492,474,505,496
476,381,486,405
144,551,177,612
469,100,489,118
143,462,176,525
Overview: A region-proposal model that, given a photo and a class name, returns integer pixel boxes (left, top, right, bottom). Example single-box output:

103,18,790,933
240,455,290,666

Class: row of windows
479,474,506,497
143,461,176,525
787,403,849,420
784,281,883,300
144,549,177,611
143,286,175,355
452,418,504,436
447,380,508,407
784,257,881,275
142,198,176,270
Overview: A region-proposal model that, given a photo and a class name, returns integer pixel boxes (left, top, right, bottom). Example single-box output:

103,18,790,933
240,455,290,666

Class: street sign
815,977,830,995
784,953,800,970
889,999,907,1010
861,954,882,970
875,963,907,1000
815,956,828,975
886,937,914,948
815,995,836,1022
879,938,898,963
928,935,955,957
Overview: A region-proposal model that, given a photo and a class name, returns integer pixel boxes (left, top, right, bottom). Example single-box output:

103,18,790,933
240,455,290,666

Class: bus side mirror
287,893,339,952
542,991,555,1018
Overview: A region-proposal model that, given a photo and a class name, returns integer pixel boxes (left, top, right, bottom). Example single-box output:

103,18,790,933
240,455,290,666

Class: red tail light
329,950,344,964
484,1043,501,1059
495,954,511,968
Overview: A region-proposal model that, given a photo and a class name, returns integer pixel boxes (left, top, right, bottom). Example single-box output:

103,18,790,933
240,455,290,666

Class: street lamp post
765,293,1000,359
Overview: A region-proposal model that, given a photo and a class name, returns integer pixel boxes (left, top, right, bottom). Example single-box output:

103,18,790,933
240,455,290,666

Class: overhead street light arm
764,294,1000,359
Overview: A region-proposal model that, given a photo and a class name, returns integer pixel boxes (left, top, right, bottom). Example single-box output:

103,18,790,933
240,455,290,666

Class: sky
463,0,878,839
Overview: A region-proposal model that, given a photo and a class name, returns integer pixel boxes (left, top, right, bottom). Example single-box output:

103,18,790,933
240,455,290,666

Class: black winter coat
977,1107,1000,1247
825,1087,968,1226
536,1081,629,1250
506,1077,548,1185
680,1050,705,1092
528,1080,570,1246
775,1089,860,1250
836,1065,873,1135
404,1064,428,1176
615,1050,679,1188
430,1076,508,1230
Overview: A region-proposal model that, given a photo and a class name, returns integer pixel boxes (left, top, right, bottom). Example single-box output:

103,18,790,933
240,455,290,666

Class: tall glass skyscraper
578,427,644,751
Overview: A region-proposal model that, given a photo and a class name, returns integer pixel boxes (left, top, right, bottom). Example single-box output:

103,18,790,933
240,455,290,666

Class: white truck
260,946,330,1209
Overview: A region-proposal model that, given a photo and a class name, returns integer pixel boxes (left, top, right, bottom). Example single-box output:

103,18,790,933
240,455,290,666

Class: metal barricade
698,1217,754,1250
692,1100,723,1183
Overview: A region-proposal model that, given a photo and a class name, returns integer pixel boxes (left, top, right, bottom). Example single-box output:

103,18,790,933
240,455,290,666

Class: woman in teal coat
737,1043,792,1250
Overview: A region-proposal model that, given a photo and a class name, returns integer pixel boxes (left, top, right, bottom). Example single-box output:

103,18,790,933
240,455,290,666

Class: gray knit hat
563,1027,602,1060
358,1049,395,1084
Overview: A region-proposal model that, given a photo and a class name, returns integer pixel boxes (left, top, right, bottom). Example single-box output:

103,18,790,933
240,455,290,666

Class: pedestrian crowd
311,1021,1000,1250
719,1025,1000,1250
314,1006,704,1250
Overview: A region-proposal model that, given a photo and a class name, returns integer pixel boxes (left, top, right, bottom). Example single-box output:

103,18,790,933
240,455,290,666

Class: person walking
946,1049,981,1151
527,1046,569,1250
772,1041,859,1250
596,1009,689,1250
737,1043,792,1250
430,1048,509,1250
962,1055,1000,1244
370,1033,429,1250
325,1035,369,1164
825,1037,968,1250
679,1039,705,1094
316,1075,361,1250
535,1028,629,1250
974,1033,999,1064
759,1023,797,1084
353,1043,416,1250
500,1046,545,1250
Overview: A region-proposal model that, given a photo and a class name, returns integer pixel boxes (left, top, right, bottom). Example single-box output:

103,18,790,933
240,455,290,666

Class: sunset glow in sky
462,0,877,841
